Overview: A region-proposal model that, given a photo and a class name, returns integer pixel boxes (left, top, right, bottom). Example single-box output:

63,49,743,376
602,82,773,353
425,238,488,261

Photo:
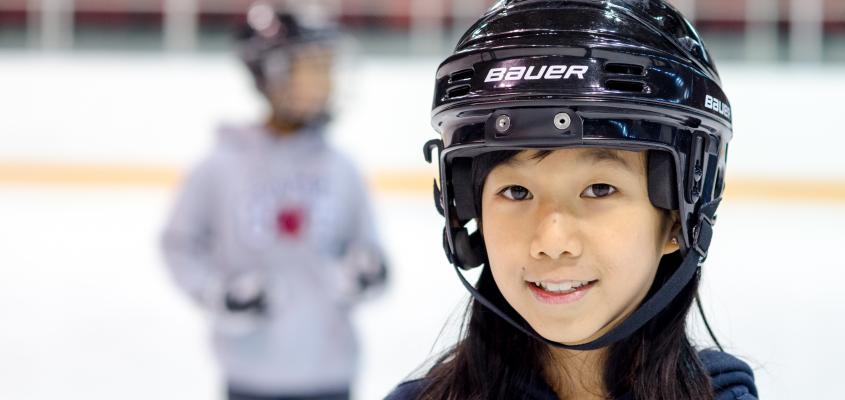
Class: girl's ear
662,211,681,255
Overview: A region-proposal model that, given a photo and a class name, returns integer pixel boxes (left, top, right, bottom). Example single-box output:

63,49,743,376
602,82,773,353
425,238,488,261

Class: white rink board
0,52,843,399
0,52,844,180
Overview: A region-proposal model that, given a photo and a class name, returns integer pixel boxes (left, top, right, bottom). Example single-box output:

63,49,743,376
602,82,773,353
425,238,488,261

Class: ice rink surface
1,52,844,399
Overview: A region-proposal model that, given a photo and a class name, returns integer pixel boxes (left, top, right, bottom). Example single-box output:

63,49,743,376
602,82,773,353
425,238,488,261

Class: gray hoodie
162,123,384,396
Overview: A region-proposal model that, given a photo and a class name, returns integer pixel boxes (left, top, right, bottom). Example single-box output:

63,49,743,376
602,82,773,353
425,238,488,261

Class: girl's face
480,148,679,344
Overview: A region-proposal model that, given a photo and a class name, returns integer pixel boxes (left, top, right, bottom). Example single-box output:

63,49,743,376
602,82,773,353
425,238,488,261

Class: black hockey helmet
424,0,732,350
235,1,337,88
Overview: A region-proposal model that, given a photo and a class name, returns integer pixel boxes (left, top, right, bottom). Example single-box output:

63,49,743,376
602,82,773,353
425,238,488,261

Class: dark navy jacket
384,350,757,400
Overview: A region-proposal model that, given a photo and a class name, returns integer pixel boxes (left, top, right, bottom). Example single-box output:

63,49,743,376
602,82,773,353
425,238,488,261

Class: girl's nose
529,212,582,260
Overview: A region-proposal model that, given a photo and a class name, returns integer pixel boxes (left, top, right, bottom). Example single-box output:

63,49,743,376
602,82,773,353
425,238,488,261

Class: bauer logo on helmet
704,94,731,119
484,65,590,83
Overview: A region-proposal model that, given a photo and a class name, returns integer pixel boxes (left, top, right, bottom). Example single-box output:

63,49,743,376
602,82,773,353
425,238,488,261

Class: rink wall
0,52,843,201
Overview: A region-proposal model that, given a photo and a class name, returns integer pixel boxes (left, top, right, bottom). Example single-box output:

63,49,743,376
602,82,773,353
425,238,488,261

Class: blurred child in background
162,3,387,399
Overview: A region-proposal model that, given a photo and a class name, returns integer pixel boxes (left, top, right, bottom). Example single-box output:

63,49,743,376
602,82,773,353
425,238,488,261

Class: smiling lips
527,279,598,305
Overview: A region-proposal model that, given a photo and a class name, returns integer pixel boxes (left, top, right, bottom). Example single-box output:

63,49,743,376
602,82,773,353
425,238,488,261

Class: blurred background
0,0,843,399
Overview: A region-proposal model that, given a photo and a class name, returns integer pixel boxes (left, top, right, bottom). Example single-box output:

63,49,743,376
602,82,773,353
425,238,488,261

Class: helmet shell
236,2,337,85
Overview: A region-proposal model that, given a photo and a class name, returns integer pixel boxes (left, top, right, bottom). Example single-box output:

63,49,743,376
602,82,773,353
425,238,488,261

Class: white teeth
536,280,589,293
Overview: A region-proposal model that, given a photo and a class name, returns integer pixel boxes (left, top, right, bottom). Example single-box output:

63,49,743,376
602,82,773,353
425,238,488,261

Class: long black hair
417,150,715,400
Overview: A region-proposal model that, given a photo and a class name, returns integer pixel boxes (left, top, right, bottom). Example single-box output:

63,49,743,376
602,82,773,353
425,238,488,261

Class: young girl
387,1,756,399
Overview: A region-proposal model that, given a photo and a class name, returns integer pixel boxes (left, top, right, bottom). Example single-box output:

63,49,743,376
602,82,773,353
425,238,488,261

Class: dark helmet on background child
425,0,732,350
235,1,338,126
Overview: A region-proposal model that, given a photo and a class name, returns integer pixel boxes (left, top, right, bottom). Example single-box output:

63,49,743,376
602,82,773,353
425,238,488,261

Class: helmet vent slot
605,63,645,76
447,84,471,98
605,80,646,93
449,69,475,83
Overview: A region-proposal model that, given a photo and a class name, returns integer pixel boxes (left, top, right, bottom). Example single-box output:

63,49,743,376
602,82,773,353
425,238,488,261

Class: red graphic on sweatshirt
276,207,305,238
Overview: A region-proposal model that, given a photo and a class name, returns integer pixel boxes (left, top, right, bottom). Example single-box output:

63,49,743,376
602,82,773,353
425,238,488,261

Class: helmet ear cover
647,150,680,211
443,156,487,269
453,229,487,269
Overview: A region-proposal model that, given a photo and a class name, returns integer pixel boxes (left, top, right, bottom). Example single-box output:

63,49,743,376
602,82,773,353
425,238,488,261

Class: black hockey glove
224,291,267,314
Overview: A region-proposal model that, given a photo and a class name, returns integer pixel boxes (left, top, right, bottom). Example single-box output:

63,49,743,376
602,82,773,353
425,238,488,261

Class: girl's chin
529,323,601,346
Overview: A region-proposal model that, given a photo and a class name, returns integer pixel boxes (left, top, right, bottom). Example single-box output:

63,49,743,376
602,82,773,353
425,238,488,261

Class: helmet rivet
554,112,572,130
495,115,511,134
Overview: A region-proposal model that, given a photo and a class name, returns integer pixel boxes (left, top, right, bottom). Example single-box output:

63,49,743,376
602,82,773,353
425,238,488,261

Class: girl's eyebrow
578,149,634,170
504,150,552,166
503,149,634,170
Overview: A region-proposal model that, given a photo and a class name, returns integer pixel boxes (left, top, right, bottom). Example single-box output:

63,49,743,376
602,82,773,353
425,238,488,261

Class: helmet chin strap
452,200,718,351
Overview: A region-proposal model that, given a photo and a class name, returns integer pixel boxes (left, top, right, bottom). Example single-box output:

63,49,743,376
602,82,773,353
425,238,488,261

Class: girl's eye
582,183,617,198
500,185,533,201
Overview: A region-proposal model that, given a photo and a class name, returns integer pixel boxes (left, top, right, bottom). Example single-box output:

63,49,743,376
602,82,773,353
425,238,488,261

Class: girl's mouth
527,279,598,305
